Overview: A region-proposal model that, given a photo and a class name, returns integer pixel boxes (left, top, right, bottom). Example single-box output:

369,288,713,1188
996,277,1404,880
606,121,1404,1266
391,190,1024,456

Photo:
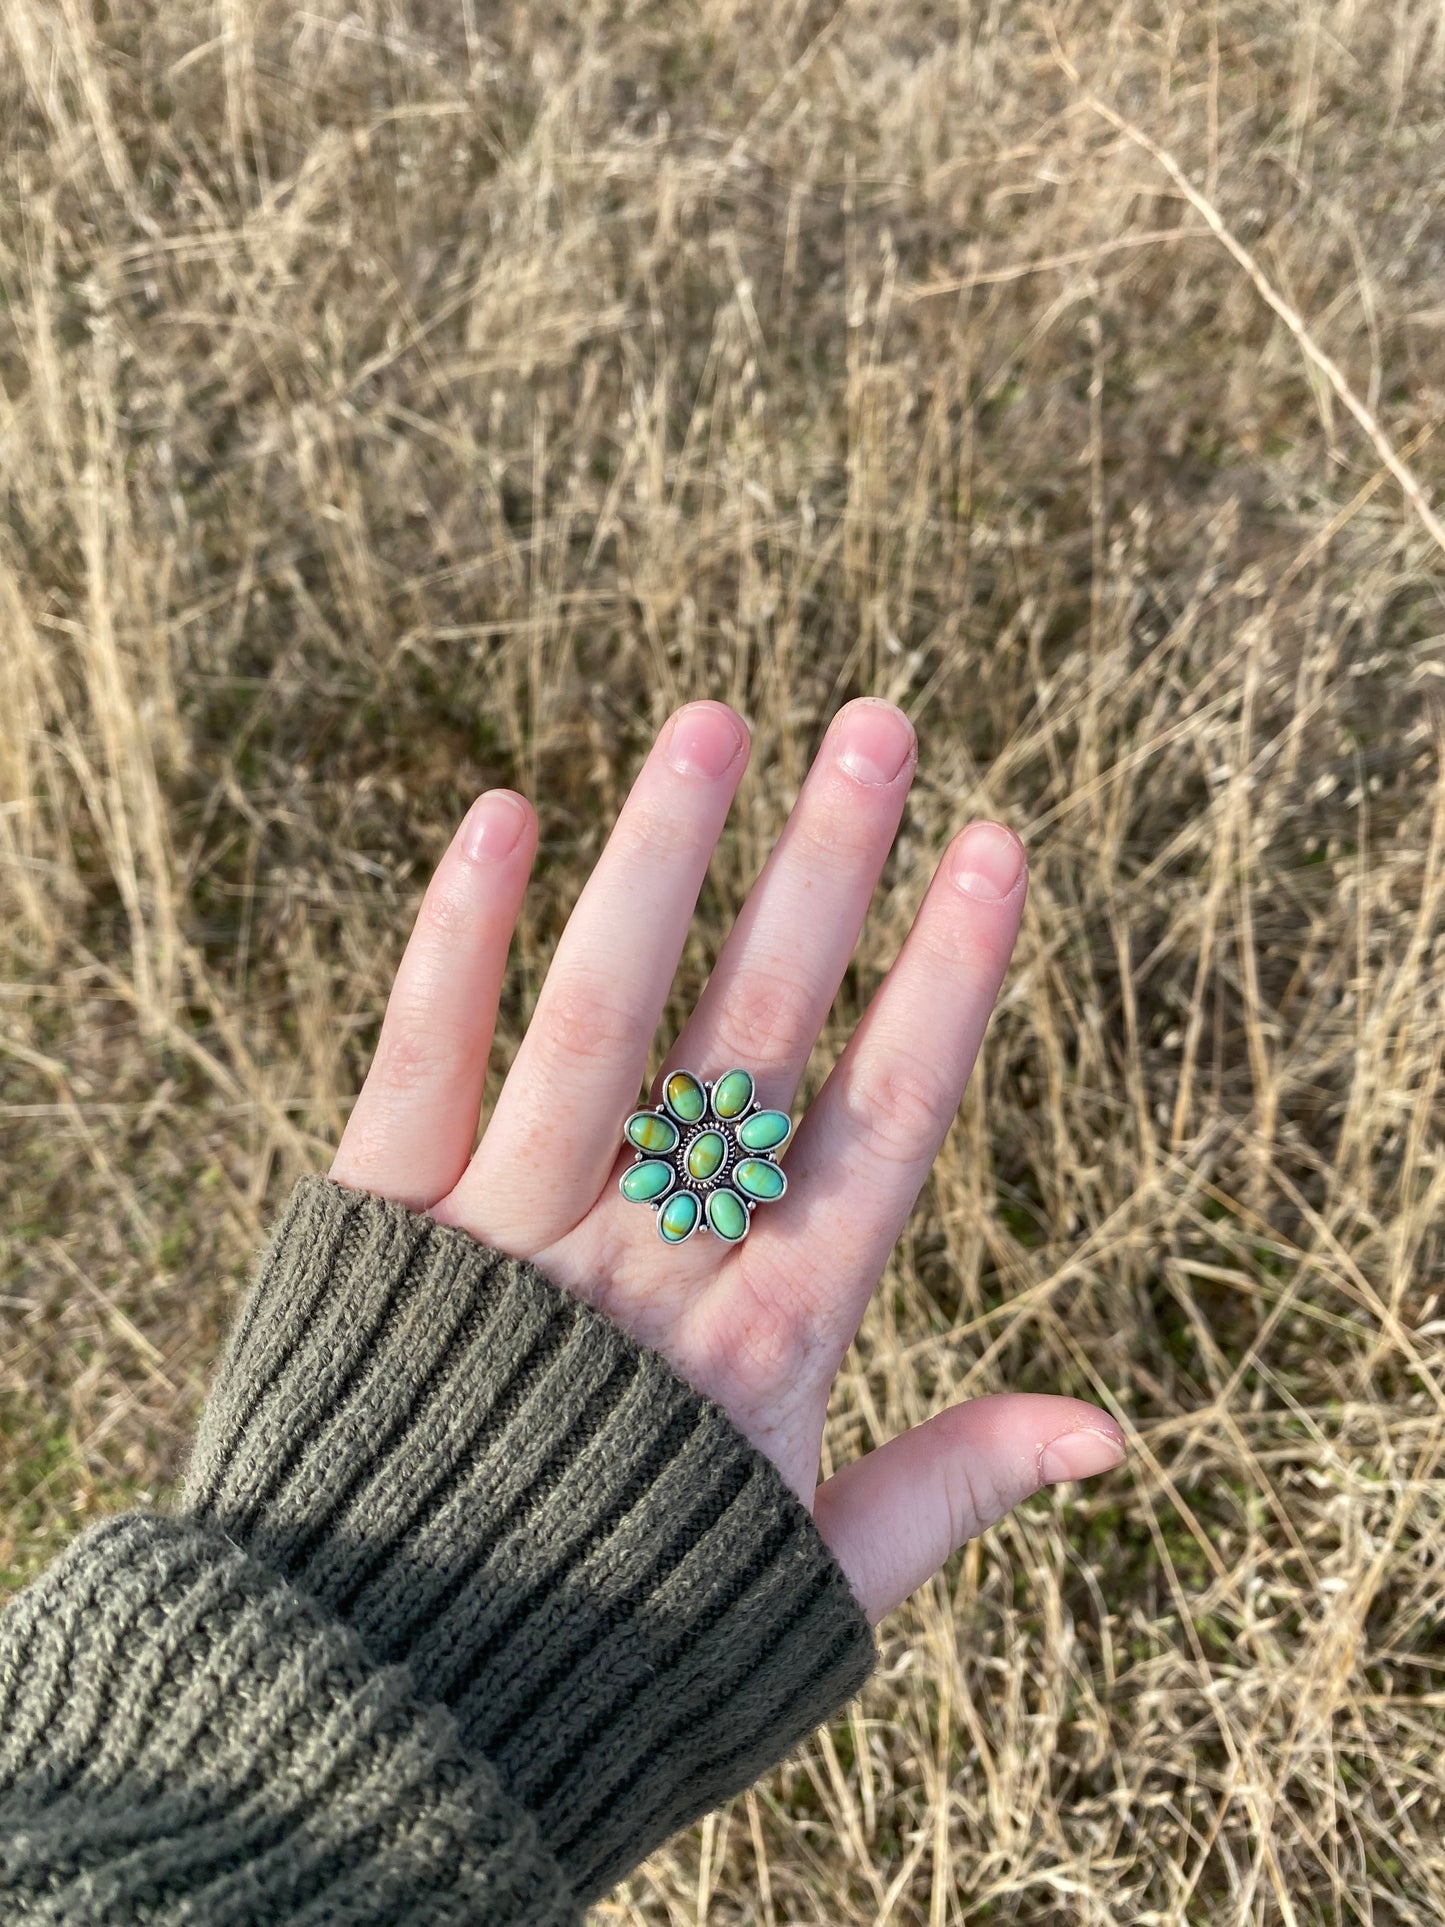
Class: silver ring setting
619,1068,791,1244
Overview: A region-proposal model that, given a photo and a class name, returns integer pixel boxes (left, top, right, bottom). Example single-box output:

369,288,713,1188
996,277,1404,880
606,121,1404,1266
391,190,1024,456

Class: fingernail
1038,1427,1126,1485
462,790,528,861
949,821,1026,900
835,701,916,787
666,703,748,779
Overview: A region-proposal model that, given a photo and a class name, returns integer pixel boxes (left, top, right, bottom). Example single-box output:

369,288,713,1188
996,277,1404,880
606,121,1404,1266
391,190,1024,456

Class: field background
2,2,1442,1921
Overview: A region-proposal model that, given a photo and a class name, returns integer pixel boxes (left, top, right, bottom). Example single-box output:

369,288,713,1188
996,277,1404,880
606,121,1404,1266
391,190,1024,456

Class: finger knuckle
940,1451,999,1552
372,1020,454,1097
797,798,879,874
539,969,646,1066
730,1287,805,1390
624,800,711,863
416,878,478,942
844,1052,952,1167
705,963,812,1071
689,1269,811,1403
912,898,1016,983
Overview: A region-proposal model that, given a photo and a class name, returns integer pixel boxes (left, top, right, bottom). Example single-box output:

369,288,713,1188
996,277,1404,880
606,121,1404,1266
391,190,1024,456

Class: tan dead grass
2,1,1443,1920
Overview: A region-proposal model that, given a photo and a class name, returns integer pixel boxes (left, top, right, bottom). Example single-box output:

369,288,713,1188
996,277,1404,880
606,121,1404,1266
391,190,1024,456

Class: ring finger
656,697,917,1122
439,701,750,1248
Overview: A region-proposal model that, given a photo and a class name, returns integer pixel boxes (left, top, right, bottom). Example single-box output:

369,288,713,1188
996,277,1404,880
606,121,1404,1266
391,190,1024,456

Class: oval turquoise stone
620,1160,674,1204
711,1069,754,1120
737,1108,790,1152
625,1110,679,1155
706,1187,749,1242
686,1130,726,1182
663,1071,706,1123
658,1190,701,1242
734,1158,786,1202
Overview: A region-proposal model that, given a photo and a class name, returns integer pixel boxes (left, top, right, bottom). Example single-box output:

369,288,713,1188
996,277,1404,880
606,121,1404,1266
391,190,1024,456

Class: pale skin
331,698,1125,1624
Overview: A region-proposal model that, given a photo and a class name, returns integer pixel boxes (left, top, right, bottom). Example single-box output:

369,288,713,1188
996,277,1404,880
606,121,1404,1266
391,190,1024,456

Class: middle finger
745,819,1028,1353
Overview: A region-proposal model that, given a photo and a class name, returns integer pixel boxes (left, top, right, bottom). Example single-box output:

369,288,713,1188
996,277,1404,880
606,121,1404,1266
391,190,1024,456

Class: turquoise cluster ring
619,1068,790,1245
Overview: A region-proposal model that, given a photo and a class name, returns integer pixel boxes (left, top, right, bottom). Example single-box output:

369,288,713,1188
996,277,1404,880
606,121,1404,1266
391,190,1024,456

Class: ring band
619,1068,791,1244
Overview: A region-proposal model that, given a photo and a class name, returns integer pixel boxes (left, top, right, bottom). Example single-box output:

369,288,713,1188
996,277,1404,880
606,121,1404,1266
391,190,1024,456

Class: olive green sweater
0,1176,877,1922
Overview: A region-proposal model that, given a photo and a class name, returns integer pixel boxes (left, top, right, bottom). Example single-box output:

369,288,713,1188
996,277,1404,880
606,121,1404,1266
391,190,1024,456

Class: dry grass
2,1,1443,1920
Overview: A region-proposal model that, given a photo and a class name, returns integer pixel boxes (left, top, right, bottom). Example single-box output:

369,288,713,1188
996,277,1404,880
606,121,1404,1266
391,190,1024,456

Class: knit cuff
182,1175,877,1898
0,1513,575,1925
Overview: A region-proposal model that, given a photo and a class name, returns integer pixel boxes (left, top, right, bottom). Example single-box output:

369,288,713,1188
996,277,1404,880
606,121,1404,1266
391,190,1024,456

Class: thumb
811,1392,1126,1624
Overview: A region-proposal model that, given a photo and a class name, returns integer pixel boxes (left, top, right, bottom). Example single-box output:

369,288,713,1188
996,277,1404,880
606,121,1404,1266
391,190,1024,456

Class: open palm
330,699,1123,1622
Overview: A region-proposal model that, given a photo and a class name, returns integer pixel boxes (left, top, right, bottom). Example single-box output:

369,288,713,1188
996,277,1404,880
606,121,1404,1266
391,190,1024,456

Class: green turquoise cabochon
710,1068,754,1119
706,1188,750,1242
736,1109,790,1152
663,1070,707,1122
625,1110,680,1155
619,1160,674,1203
734,1158,786,1202
658,1190,701,1242
685,1130,727,1182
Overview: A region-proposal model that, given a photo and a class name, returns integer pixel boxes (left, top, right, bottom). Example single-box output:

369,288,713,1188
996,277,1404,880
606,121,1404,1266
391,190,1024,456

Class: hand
330,699,1124,1622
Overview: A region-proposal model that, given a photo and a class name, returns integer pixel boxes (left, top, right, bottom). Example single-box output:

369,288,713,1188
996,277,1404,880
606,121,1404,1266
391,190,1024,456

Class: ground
1,2,1443,1922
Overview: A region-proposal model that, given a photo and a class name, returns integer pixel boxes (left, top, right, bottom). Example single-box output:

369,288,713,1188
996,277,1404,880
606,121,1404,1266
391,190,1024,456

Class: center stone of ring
680,1125,732,1188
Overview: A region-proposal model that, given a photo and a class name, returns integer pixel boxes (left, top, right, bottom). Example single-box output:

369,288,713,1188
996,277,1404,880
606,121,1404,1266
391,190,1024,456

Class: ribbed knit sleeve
0,1514,574,1925
0,1175,877,1921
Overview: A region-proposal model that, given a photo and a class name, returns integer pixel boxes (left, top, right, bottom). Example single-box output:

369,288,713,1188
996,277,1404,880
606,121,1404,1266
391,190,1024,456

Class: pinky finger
811,1393,1126,1624
331,789,537,1210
